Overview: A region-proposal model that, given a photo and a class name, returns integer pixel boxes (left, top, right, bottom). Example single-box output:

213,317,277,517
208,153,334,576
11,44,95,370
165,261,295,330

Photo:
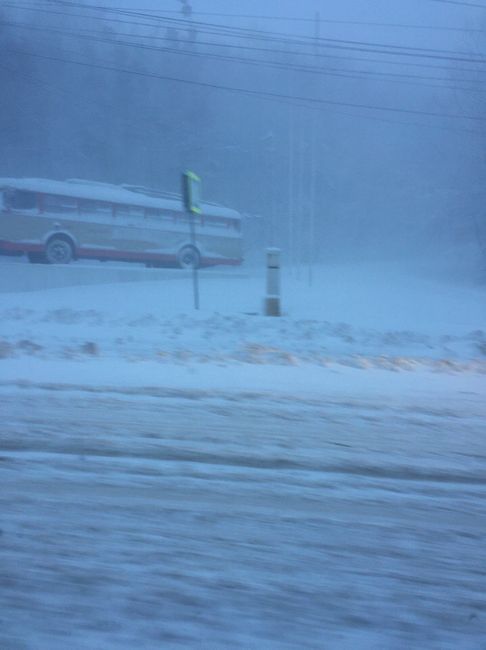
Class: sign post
264,248,281,316
181,170,202,310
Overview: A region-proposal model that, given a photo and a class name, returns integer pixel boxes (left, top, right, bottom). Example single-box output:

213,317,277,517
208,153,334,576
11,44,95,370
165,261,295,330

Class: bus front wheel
45,237,74,265
177,245,200,270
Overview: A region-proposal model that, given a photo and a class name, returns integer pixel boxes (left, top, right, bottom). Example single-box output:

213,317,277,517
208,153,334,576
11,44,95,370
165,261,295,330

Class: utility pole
288,74,295,276
296,119,305,280
180,0,196,43
260,132,276,246
308,11,320,286
180,0,192,17
182,171,201,310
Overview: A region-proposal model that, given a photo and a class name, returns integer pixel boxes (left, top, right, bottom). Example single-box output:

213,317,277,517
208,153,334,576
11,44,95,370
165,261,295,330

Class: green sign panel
182,170,202,215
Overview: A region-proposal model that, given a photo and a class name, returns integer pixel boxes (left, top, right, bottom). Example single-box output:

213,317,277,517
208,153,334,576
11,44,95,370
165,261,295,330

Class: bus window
145,208,163,220
44,194,78,213
116,205,130,218
9,190,37,210
205,216,227,229
79,199,112,216
130,206,144,219
116,205,145,219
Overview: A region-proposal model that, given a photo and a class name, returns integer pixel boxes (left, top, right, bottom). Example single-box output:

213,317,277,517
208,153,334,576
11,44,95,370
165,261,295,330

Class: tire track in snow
1,389,486,649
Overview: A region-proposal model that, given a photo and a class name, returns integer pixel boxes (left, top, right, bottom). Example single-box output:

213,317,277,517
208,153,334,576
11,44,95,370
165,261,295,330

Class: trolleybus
0,177,243,268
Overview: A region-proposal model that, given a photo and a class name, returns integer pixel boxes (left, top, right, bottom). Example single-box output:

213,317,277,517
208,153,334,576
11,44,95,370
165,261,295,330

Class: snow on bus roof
0,177,241,220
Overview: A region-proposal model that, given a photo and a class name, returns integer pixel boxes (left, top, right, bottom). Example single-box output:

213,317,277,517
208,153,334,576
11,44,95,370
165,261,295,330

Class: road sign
181,170,201,310
182,170,202,215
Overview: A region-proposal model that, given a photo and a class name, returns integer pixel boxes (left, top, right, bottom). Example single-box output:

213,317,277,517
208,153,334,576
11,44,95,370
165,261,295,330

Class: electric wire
0,48,480,138
5,1,486,81
11,0,486,31
428,0,486,8
8,0,486,65
4,18,486,94
8,47,486,124
3,1,484,133
49,7,486,33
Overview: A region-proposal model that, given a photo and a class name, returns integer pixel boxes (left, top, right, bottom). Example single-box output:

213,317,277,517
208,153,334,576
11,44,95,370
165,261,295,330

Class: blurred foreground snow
1,383,485,649
0,260,485,648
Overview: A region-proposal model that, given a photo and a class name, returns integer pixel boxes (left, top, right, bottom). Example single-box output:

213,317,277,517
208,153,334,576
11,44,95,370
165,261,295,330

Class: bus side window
10,190,37,210
206,216,226,229
145,208,162,220
130,206,145,219
116,205,131,218
79,199,112,216
118,205,146,219
44,194,78,213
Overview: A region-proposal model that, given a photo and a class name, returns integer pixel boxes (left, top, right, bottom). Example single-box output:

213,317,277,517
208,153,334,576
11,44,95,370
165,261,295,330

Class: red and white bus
0,178,243,268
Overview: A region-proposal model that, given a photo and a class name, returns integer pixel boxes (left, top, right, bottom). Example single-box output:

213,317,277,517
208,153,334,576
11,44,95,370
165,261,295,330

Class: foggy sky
2,0,485,262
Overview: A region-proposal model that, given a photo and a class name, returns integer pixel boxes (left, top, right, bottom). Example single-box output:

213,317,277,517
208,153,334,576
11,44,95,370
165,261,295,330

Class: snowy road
1,383,486,649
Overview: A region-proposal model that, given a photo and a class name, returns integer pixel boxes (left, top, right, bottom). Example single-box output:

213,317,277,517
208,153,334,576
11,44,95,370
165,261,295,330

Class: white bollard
264,248,281,317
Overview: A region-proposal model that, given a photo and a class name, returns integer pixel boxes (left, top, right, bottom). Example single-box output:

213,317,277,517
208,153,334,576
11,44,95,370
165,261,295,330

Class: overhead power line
428,0,486,8
20,2,486,33
8,47,486,124
11,1,486,61
6,8,486,88
4,18,486,94
6,1,486,69
3,51,479,138
74,3,486,60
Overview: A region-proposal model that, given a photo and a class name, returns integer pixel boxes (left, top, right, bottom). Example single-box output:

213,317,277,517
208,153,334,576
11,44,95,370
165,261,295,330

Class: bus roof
0,177,241,220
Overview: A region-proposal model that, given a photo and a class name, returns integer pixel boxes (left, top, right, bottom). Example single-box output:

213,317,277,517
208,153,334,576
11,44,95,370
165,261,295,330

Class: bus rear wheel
177,245,200,270
45,237,74,264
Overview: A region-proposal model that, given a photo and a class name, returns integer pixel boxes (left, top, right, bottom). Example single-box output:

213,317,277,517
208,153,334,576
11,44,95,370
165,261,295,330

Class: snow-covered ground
1,258,485,648
1,258,485,385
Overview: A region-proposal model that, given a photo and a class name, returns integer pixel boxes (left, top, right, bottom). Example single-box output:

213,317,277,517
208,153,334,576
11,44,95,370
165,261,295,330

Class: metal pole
270,138,276,248
288,75,295,276
308,121,317,287
264,248,281,316
188,210,200,310
296,121,304,280
308,11,320,287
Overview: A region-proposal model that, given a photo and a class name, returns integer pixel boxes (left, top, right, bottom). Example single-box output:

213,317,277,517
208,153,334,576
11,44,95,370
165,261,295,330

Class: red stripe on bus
80,248,242,267
0,240,44,253
0,240,242,266
79,247,176,263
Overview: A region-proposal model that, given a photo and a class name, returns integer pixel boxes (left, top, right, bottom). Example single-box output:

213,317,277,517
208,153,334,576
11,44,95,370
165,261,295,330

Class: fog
2,0,486,267
2,4,486,648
